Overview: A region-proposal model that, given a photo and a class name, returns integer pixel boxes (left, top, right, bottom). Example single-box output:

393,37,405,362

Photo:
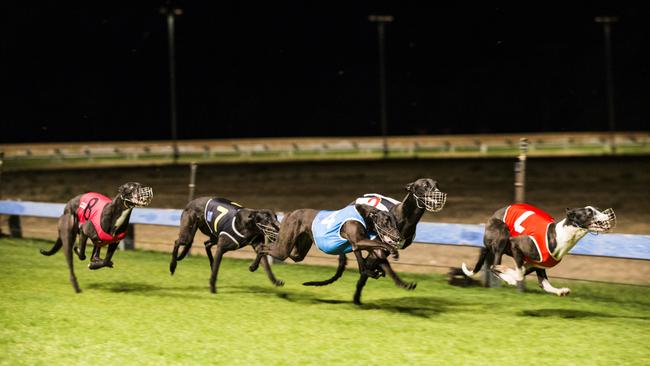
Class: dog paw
274,279,285,287
404,282,417,290
391,251,400,260
249,264,260,272
557,288,571,296
491,265,517,286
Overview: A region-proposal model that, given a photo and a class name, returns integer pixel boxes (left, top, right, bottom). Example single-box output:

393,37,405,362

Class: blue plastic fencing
1,200,649,260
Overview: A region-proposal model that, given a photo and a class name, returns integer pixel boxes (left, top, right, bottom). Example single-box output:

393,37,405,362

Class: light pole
161,3,183,163
595,16,618,153
369,15,393,158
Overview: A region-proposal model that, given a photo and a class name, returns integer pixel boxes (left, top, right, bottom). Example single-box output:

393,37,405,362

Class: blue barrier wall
1,200,649,260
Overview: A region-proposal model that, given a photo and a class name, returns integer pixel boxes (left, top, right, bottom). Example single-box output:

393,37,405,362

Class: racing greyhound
40,182,154,293
305,178,447,289
169,197,282,294
255,204,405,305
461,204,616,296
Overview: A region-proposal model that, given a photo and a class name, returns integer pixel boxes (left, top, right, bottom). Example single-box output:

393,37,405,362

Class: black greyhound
169,197,282,293
40,182,153,293
461,204,616,296
256,204,405,305
305,178,447,289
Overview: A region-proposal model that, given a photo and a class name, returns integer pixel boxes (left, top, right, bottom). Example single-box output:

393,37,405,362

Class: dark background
3,1,649,143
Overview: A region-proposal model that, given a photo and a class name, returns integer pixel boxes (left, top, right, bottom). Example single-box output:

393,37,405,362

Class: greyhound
305,178,447,289
255,203,405,305
461,204,616,296
169,197,282,294
40,182,153,293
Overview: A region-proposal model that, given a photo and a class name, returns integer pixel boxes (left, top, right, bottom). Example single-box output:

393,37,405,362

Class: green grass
1,238,649,365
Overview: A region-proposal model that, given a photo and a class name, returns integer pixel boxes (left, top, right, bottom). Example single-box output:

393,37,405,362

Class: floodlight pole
162,3,183,163
369,15,393,158
595,16,618,153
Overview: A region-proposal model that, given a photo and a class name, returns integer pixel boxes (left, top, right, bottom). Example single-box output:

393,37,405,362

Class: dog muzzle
375,224,405,249
123,186,154,207
588,208,616,232
256,223,279,243
414,189,447,212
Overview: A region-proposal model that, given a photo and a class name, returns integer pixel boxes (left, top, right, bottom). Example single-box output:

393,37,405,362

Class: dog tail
461,247,488,277
40,238,63,256
303,254,346,286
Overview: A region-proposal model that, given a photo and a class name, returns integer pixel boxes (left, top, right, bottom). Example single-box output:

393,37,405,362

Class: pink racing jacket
77,192,127,246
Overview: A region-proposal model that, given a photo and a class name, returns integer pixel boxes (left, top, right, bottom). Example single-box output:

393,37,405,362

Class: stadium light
595,16,618,153
161,3,183,163
369,15,394,158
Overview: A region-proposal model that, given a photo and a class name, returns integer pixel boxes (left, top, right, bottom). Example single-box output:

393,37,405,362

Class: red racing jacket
503,203,559,268
77,192,127,246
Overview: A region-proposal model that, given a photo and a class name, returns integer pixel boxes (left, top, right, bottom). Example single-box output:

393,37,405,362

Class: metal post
188,163,197,202
515,138,528,292
595,16,618,153
514,138,528,203
9,215,22,238
162,3,183,163
120,224,135,251
369,15,393,159
0,152,4,236
0,152,4,200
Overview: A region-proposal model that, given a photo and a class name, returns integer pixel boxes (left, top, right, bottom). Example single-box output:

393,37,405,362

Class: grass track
1,238,649,365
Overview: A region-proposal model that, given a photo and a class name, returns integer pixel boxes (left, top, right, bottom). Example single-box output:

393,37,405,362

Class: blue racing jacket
311,205,368,255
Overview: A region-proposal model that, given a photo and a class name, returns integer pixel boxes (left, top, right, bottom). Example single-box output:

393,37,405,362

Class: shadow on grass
86,282,208,299
255,285,458,318
520,308,650,321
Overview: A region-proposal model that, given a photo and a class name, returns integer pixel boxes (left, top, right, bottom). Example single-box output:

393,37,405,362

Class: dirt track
2,156,649,284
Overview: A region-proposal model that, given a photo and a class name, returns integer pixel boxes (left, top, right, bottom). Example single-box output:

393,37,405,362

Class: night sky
3,2,649,143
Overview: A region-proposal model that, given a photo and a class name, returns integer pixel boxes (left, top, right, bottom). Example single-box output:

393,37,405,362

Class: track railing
1,200,649,260
2,132,649,166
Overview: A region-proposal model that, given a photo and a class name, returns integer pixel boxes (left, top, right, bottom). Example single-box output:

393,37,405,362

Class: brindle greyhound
40,182,153,293
461,204,616,296
255,204,404,305
168,197,282,293
305,178,447,289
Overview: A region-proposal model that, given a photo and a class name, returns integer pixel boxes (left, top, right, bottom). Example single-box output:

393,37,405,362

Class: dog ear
355,204,377,220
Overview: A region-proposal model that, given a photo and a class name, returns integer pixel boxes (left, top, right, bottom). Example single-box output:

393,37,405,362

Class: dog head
251,209,281,243
405,178,447,212
565,206,616,233
356,204,404,248
118,182,154,208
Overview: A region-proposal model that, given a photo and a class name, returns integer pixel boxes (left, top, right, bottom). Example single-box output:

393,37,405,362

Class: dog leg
353,273,369,305
352,239,399,259
89,243,117,270
88,245,102,269
60,215,81,293
204,241,216,268
535,268,570,296
209,245,224,294
170,211,199,274
249,251,264,272
259,254,284,287
209,241,237,294
509,239,527,284
379,259,416,290
74,232,89,260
